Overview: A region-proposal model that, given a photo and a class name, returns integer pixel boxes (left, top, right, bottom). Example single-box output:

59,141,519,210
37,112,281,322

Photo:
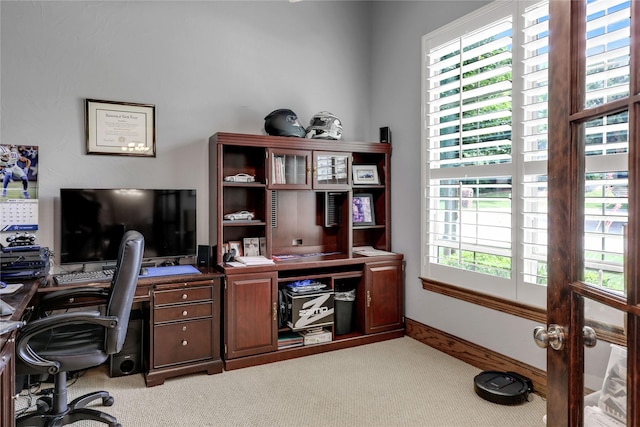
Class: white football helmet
306,111,343,140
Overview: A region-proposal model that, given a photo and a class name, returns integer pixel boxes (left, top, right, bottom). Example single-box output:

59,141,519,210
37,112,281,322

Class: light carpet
16,337,547,426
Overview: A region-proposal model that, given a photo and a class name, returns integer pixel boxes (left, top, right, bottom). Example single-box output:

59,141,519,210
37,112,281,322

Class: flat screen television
60,188,196,265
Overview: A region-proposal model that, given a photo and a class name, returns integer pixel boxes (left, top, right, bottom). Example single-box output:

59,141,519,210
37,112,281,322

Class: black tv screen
60,188,196,265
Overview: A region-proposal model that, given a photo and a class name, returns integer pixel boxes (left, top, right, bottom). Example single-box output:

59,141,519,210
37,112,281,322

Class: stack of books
277,331,304,350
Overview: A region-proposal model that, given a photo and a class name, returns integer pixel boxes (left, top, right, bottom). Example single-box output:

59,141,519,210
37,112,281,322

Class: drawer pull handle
182,294,188,300
182,326,187,331
181,340,188,346
182,310,188,316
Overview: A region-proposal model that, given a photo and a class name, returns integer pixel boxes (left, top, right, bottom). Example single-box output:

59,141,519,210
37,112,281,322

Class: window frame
421,0,631,312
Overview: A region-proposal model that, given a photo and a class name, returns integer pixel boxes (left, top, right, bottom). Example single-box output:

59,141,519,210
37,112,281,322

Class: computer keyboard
53,269,115,285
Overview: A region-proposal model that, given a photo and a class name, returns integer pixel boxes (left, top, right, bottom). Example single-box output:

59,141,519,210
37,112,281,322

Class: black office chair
15,230,144,427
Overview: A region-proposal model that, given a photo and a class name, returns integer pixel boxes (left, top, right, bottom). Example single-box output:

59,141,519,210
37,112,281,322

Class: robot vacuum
474,371,533,405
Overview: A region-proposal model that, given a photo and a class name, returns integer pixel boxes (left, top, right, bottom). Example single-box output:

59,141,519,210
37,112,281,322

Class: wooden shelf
209,132,402,370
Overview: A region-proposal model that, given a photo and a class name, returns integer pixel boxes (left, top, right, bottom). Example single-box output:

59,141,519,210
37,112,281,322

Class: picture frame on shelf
85,99,156,157
352,165,379,185
259,237,267,256
243,237,260,257
228,241,243,257
352,193,375,226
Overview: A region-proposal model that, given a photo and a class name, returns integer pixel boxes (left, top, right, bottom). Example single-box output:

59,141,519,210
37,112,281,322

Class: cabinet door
313,151,351,189
364,260,403,334
268,149,311,189
224,272,278,359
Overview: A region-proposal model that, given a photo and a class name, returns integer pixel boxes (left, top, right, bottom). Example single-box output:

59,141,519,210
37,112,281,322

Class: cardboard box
299,328,332,345
285,290,334,331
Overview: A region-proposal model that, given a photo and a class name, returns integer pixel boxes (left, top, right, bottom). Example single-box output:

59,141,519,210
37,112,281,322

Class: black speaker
109,309,143,377
197,244,211,267
379,126,391,143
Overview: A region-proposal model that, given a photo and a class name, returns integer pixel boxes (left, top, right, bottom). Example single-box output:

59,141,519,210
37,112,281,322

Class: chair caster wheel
36,396,52,413
102,396,115,406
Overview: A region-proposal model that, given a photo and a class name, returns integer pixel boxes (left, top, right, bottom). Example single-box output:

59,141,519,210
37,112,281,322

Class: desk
1,267,222,427
0,279,39,427
38,267,224,386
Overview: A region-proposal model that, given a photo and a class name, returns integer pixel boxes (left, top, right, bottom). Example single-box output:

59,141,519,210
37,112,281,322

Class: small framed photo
352,165,380,185
86,99,156,157
243,237,260,257
352,193,375,226
259,237,267,256
228,240,243,257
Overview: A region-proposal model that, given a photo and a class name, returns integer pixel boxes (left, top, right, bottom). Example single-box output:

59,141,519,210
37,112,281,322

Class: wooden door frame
547,2,581,425
547,1,640,425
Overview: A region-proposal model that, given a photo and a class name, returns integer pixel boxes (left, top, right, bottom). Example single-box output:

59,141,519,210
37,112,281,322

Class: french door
543,0,639,426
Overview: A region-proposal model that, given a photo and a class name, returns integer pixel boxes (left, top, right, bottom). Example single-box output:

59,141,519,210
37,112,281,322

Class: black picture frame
352,193,375,226
85,99,156,157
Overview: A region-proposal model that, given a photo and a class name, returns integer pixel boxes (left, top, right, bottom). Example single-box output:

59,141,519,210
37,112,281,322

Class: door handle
533,325,597,350
533,324,565,350
582,326,597,348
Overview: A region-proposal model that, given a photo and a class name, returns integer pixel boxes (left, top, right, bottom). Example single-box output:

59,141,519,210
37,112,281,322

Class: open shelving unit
209,132,403,370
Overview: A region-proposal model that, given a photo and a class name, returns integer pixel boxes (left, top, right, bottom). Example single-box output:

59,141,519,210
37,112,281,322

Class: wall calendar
0,144,39,246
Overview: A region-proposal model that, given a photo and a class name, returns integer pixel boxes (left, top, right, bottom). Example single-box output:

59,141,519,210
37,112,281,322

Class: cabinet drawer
154,286,212,306
153,319,213,367
154,302,212,323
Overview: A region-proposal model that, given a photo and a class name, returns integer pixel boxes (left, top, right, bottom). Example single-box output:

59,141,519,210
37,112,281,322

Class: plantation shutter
425,10,514,295
521,1,550,287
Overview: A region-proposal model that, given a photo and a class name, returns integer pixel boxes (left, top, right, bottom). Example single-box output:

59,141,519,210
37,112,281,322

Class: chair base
16,390,121,427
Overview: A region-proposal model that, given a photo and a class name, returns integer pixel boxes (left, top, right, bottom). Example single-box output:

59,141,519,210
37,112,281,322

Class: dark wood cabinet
145,276,223,386
224,272,278,360
210,133,403,371
363,260,404,334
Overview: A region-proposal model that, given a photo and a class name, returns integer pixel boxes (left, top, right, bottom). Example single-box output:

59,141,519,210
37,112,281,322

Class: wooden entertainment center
209,132,404,370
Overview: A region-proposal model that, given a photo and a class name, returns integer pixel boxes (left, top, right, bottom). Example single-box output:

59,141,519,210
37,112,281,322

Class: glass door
313,152,351,189
268,149,311,189
542,1,639,425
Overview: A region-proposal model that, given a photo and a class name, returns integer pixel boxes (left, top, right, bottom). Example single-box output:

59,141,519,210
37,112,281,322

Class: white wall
368,0,547,368
369,1,612,388
1,0,372,263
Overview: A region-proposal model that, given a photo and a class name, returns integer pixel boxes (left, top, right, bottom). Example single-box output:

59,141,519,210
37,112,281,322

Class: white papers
234,256,275,266
0,283,24,295
584,406,625,427
352,246,395,256
225,261,246,267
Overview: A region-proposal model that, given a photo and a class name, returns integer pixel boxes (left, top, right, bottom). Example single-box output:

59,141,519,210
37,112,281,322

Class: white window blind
584,0,631,108
422,0,630,304
521,0,549,288
582,0,630,294
424,3,515,297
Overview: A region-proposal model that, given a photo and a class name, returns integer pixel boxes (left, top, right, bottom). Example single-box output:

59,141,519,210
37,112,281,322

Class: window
421,0,631,306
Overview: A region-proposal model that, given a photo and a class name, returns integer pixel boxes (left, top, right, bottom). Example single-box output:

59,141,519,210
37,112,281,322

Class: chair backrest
105,230,144,354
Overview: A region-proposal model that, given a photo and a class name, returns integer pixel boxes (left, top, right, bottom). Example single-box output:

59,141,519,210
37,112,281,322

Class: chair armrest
35,287,110,316
16,311,118,375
